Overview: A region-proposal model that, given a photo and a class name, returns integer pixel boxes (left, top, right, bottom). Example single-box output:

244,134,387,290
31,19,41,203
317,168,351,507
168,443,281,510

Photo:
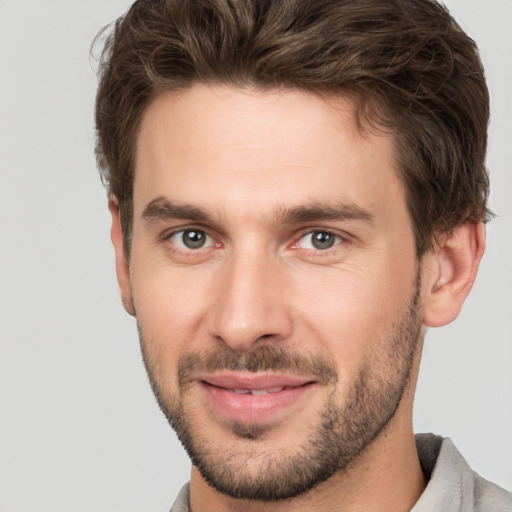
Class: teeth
231,387,285,395
251,389,268,395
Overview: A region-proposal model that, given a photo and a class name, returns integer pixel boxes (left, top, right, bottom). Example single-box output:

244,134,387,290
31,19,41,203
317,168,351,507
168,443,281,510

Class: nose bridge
210,242,292,351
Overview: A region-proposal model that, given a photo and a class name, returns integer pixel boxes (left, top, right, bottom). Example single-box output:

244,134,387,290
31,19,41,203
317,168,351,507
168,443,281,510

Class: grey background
0,1,510,511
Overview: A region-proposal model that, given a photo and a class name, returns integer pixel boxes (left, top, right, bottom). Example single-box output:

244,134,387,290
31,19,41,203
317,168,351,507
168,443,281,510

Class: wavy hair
94,0,491,256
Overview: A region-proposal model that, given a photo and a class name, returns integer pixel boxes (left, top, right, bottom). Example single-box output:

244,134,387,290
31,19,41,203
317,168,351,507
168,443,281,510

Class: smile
196,372,317,423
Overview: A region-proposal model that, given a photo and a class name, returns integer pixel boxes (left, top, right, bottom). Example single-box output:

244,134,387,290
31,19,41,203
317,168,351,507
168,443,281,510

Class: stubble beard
138,282,422,502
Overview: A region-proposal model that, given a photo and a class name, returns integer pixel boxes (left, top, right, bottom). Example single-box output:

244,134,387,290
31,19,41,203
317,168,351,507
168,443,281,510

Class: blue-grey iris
182,230,206,249
311,232,336,250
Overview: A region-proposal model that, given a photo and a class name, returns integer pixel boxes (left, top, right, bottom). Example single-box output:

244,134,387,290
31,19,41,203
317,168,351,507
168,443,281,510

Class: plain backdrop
0,1,511,511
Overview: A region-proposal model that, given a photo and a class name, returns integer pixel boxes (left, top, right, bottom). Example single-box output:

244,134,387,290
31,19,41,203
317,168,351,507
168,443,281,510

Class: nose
208,249,293,352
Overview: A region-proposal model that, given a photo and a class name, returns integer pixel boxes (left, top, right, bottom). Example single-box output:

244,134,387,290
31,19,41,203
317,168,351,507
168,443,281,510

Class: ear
422,222,485,327
108,197,135,316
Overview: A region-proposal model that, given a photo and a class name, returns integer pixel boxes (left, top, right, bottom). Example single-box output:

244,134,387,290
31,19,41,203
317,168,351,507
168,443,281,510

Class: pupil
183,230,206,249
312,232,335,250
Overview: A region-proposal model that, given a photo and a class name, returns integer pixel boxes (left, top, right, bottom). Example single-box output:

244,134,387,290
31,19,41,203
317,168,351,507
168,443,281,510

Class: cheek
130,262,214,376
293,261,416,372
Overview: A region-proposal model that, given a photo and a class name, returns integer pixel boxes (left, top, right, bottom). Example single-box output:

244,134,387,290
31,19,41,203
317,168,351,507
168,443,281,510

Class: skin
110,85,485,512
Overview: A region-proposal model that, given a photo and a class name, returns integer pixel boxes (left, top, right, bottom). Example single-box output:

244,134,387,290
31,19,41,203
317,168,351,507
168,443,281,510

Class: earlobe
422,222,485,327
108,197,135,316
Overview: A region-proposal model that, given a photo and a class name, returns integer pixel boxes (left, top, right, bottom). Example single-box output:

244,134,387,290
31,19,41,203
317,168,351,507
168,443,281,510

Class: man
94,0,512,510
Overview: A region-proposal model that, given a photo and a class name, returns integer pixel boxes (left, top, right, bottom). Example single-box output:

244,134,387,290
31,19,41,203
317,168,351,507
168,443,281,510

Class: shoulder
414,433,512,512
473,473,512,512
169,482,190,512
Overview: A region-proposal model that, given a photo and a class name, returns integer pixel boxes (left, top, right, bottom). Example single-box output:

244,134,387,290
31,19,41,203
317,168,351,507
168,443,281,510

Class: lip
197,371,317,423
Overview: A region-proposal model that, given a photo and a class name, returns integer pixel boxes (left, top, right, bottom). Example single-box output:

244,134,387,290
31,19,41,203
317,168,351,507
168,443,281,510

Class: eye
296,231,342,251
168,229,214,250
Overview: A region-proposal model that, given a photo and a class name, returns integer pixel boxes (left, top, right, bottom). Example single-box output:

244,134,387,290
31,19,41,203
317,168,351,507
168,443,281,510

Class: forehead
134,84,404,223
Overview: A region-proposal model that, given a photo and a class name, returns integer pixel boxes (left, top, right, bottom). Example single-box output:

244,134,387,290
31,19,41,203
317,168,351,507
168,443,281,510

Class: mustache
178,345,338,388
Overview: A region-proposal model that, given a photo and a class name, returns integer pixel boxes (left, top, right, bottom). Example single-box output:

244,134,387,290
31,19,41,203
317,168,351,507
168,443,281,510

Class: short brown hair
94,0,491,256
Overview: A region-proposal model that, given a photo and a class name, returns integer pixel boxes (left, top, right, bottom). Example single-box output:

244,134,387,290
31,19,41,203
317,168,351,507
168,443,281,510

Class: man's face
124,85,425,500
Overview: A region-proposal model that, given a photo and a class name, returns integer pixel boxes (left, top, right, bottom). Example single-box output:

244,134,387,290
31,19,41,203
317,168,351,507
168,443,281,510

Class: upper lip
196,372,316,390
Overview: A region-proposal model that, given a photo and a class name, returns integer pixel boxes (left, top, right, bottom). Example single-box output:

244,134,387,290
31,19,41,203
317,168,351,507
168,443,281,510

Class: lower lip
199,381,315,423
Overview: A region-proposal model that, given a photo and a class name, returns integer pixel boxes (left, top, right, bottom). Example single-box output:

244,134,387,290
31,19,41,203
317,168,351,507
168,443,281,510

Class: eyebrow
142,196,210,223
279,203,374,225
142,196,374,226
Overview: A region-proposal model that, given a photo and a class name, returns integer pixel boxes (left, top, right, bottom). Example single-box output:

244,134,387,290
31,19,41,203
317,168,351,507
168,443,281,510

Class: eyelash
162,227,347,257
292,230,344,252
163,228,219,254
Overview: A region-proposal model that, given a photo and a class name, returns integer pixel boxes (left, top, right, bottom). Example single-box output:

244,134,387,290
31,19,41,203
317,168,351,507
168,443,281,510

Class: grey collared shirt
170,434,512,511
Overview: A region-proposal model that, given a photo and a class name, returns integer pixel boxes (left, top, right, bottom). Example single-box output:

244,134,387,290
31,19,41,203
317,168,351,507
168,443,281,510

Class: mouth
196,372,317,424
